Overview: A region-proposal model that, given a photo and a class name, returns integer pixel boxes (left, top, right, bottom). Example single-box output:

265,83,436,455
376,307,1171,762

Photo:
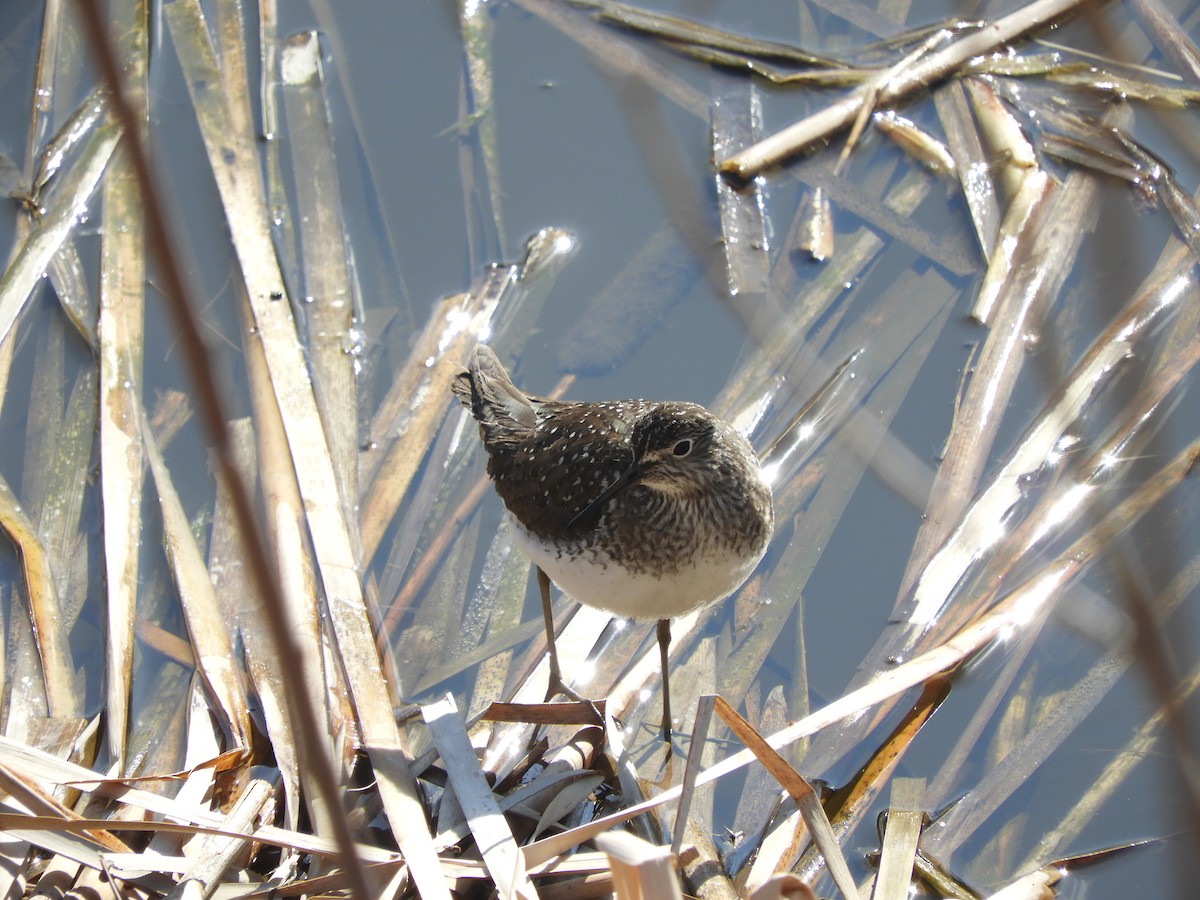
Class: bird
451,345,773,741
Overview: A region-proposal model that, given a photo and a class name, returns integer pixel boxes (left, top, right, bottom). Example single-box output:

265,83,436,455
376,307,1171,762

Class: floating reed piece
594,830,683,900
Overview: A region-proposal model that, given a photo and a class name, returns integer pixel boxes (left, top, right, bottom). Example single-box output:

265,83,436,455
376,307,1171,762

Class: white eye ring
672,439,693,457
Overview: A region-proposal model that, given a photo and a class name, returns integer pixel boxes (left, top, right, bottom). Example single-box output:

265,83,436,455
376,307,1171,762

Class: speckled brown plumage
451,345,773,617
451,344,773,740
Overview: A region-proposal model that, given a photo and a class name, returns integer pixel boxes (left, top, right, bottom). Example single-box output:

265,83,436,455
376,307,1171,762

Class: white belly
513,520,764,620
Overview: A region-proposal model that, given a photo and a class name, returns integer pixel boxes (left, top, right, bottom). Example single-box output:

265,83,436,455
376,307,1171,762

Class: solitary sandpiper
452,345,774,740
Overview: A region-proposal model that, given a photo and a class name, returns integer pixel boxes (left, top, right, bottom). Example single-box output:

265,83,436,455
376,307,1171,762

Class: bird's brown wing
489,400,643,539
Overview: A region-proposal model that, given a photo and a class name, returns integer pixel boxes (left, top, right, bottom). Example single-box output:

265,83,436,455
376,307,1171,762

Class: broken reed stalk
720,0,1091,178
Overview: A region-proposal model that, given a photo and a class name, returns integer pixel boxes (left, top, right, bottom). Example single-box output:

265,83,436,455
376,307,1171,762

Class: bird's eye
672,439,693,457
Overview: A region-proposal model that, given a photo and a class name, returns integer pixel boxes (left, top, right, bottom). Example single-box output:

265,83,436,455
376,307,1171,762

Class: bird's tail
452,345,537,443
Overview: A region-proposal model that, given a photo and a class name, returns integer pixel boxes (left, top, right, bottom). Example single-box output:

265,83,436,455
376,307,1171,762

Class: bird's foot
544,671,585,704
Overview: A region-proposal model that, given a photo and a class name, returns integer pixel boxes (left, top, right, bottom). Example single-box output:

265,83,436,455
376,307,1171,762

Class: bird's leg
657,618,673,744
538,567,583,702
